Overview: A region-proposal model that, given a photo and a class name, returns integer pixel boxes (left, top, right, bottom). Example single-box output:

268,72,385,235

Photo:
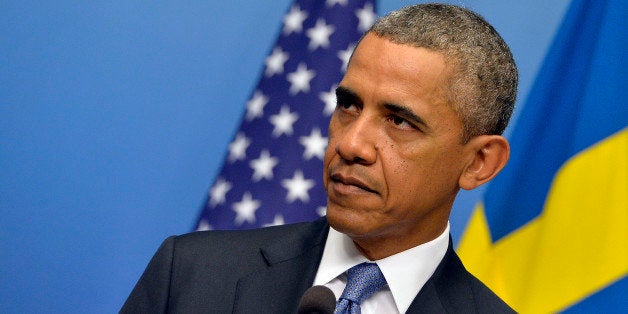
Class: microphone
297,285,336,314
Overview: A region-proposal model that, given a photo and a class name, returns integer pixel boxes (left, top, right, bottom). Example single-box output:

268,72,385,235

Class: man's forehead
344,37,450,93
350,34,450,75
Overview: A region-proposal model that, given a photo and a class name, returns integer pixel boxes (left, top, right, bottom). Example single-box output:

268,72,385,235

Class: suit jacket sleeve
120,236,175,313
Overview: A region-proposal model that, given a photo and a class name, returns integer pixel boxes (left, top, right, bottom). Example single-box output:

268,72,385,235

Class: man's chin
326,204,371,237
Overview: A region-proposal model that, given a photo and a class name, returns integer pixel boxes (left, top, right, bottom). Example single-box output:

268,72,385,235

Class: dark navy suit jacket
121,217,514,313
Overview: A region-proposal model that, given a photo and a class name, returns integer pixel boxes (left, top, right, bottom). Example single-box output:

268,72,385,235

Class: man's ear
459,135,510,190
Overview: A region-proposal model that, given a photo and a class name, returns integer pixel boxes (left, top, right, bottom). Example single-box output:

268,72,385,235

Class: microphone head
297,285,336,314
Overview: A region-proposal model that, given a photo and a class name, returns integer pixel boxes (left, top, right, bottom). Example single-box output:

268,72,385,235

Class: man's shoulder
146,217,329,291
438,247,516,313
462,269,515,313
122,219,329,313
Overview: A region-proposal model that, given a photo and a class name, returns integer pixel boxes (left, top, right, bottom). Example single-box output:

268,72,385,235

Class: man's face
324,33,471,257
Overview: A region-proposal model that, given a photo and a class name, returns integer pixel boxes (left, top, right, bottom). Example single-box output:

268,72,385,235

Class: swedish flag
457,0,628,312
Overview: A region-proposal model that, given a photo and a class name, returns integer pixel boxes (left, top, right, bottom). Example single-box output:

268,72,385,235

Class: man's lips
329,172,378,194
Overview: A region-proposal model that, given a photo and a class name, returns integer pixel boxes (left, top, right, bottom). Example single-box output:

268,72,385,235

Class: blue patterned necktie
334,263,388,314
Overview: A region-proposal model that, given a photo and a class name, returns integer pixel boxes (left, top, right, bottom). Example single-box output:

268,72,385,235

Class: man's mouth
330,172,378,194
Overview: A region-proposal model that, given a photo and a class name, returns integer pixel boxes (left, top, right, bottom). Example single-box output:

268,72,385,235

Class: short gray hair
369,3,518,142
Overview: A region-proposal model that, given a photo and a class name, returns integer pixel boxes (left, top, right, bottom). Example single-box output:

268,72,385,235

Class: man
122,3,517,313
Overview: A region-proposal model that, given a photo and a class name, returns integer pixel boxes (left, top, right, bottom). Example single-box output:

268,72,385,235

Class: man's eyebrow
335,86,359,100
384,103,429,129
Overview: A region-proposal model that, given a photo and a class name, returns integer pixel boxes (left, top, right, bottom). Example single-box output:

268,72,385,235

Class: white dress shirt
312,223,450,313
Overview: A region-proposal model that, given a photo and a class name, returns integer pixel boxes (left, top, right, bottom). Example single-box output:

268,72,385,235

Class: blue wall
1,1,570,312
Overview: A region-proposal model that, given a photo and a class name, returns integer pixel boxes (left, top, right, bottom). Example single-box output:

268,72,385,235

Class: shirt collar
313,222,450,313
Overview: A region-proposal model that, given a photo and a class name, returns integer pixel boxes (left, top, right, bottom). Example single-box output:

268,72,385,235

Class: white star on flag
209,177,232,207
326,0,348,6
265,47,289,77
300,128,328,160
320,85,337,116
263,214,286,227
269,105,299,137
232,192,260,225
283,5,308,35
246,91,269,121
307,19,335,50
287,63,316,95
282,170,316,203
196,220,212,231
337,44,355,72
250,150,279,182
228,133,251,162
356,3,377,32
317,206,327,216
196,0,376,230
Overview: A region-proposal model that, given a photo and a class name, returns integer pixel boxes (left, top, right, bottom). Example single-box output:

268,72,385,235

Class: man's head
323,4,517,259
369,3,518,143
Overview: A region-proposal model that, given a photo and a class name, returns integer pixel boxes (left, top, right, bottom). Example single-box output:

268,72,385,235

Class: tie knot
341,263,387,304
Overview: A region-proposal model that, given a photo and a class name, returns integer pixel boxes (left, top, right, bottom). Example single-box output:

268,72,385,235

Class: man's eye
337,101,357,111
388,115,414,130
391,116,404,125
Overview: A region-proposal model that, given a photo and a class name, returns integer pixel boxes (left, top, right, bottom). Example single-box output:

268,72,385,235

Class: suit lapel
406,237,475,313
232,218,329,313
405,280,447,313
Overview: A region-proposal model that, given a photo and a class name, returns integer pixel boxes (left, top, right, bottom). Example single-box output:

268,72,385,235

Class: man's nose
334,116,377,165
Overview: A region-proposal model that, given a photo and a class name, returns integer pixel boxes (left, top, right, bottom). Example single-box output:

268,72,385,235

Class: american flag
195,0,377,231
